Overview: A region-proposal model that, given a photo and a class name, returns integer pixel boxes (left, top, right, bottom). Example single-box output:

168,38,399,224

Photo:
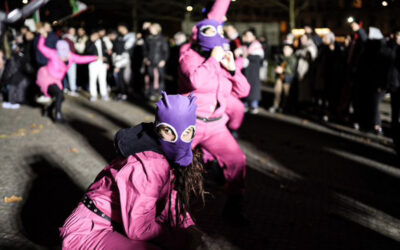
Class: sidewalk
0,95,399,249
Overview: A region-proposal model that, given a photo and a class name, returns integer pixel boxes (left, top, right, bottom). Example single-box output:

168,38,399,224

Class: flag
70,0,87,15
33,10,40,23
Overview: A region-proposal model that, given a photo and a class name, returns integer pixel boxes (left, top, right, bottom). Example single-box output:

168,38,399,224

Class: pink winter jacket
179,47,250,119
37,35,97,80
85,151,194,245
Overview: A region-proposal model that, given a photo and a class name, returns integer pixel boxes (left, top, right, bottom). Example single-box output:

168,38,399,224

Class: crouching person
60,92,205,249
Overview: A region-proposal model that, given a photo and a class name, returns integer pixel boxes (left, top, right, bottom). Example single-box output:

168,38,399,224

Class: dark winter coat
389,44,400,92
85,39,108,58
143,34,169,66
34,32,58,67
357,39,393,91
243,40,264,102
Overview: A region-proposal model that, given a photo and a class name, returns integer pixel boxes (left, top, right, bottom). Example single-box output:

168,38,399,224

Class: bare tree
269,0,309,29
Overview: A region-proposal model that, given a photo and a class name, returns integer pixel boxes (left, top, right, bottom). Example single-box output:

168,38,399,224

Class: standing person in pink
60,93,206,249
36,27,97,122
179,5,251,224
203,0,247,138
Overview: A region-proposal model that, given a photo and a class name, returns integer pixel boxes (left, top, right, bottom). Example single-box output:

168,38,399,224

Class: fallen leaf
4,195,23,203
0,134,8,138
39,125,44,129
11,132,26,137
17,128,26,133
30,129,41,134
31,124,38,128
70,148,79,153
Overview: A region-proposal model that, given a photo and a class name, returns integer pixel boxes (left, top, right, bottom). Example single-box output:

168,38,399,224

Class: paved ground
0,93,399,250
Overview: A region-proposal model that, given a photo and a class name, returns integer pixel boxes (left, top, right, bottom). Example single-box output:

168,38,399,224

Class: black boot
54,111,65,123
222,194,250,226
42,103,54,120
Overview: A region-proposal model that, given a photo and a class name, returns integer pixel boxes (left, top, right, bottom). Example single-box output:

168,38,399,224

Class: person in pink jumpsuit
60,93,206,249
36,28,97,122
203,0,246,136
178,0,251,224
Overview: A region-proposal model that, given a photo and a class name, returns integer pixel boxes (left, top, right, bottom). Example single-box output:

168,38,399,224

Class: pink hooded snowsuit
36,36,97,97
179,0,250,194
60,152,194,250
188,0,246,132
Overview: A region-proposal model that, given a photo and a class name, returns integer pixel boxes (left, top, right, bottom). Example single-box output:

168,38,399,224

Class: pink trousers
60,204,160,250
226,95,245,131
193,116,246,194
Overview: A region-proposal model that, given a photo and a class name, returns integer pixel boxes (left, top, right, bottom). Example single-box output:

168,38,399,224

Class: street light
382,1,388,7
347,16,354,23
186,5,193,12
22,0,29,4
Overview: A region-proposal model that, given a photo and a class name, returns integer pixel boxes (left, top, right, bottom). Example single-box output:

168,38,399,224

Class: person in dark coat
242,28,264,114
388,28,400,152
85,30,110,101
356,27,392,134
315,32,347,122
1,30,37,107
143,23,169,101
33,22,58,68
347,19,368,130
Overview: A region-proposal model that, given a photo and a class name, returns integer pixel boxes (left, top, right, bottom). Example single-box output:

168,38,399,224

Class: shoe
54,112,65,123
2,102,20,109
116,94,127,101
223,194,250,226
149,95,158,102
10,103,20,109
90,96,97,102
68,91,79,97
102,95,110,101
373,127,383,136
269,106,277,113
2,102,11,109
36,95,52,104
249,108,259,114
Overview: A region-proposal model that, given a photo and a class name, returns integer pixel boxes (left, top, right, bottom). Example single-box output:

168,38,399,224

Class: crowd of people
267,21,400,139
0,20,177,120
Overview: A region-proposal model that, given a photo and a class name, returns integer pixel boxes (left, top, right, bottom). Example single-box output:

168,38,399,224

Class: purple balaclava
56,40,70,59
155,92,197,167
196,19,225,52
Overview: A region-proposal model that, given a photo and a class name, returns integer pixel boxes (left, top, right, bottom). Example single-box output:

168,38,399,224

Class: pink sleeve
116,158,191,249
180,53,221,91
229,69,251,99
38,35,56,59
207,0,231,23
235,57,245,71
70,53,97,64
116,160,165,241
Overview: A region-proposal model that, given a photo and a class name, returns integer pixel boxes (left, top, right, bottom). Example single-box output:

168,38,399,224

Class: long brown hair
169,148,205,226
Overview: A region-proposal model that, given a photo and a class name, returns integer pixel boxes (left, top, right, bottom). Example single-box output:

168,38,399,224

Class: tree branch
295,0,309,15
267,0,289,10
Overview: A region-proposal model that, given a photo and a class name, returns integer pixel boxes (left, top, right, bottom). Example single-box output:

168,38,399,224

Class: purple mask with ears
56,40,70,59
155,92,197,167
196,19,225,52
